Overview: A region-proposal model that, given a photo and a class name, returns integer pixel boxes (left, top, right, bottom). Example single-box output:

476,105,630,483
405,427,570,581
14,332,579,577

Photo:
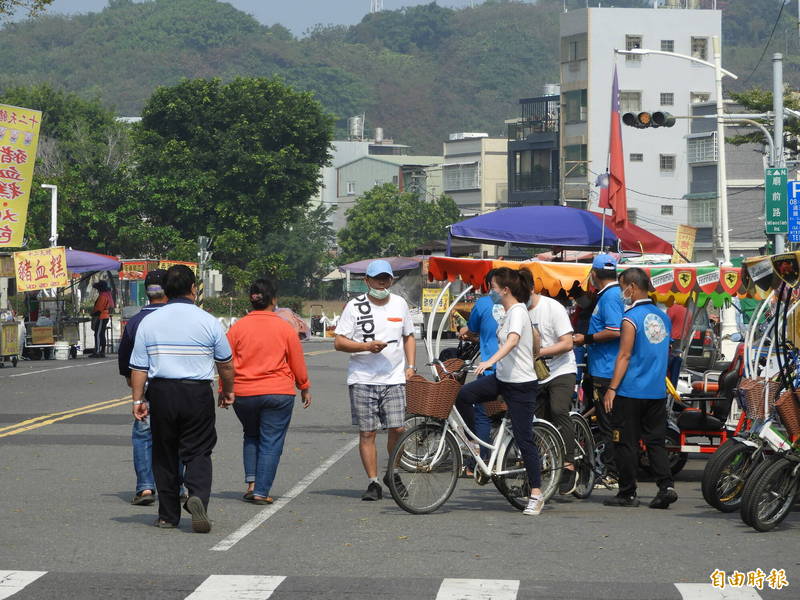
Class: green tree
0,0,52,17
134,76,334,271
337,184,460,263
728,87,800,156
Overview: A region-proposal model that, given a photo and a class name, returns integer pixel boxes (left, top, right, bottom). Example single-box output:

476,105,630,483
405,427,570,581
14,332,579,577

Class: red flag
598,66,628,226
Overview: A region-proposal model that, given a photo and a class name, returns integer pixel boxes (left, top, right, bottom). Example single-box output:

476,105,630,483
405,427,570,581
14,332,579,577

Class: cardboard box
31,326,54,345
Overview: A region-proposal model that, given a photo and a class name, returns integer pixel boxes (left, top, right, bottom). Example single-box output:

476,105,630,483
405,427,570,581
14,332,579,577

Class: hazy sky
42,0,482,35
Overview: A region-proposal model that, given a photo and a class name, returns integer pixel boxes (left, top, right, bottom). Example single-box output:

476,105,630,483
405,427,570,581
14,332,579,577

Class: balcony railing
509,95,559,140
513,172,556,192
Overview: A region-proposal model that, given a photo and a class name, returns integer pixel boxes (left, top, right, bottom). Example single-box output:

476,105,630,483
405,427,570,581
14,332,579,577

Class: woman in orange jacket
227,278,312,504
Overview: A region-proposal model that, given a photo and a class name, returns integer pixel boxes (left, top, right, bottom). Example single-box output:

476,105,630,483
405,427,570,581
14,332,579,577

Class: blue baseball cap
591,253,618,272
365,259,394,278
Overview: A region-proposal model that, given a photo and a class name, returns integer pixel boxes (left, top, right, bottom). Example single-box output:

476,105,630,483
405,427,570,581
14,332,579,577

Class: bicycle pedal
474,470,491,486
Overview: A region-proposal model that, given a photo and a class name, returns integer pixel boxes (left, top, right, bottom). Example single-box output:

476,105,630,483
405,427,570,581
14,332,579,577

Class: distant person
227,277,312,505
117,270,167,507
458,269,502,474
334,260,416,501
573,254,622,487
603,268,676,509
90,280,114,358
666,302,689,384
130,265,235,532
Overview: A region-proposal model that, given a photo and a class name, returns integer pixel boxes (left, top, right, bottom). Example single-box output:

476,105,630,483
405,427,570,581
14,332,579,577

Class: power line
740,0,787,87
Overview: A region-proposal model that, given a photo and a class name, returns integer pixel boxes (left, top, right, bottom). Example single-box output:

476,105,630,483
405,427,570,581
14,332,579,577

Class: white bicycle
387,372,565,514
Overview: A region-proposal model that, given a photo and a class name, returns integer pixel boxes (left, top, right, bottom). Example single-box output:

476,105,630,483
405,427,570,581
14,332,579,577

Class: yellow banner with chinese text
672,225,697,264
421,288,451,313
13,247,68,292
0,104,42,247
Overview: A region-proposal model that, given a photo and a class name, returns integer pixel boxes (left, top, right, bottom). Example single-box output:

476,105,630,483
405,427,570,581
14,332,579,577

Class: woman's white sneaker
523,495,544,515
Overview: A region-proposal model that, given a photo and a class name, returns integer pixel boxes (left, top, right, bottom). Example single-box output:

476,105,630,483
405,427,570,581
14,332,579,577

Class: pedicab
424,256,760,474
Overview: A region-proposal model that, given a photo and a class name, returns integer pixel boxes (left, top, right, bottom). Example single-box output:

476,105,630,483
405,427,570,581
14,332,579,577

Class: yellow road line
0,395,131,438
304,349,336,357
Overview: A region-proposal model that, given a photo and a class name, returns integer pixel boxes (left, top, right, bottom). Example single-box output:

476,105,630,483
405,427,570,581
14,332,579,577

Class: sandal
242,491,255,502
252,496,274,505
131,490,156,506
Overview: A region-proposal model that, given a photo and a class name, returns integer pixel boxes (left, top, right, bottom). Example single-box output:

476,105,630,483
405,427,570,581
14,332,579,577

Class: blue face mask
489,290,502,304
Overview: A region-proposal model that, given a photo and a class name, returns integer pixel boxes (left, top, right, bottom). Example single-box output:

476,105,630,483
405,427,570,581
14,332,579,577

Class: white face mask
368,287,390,300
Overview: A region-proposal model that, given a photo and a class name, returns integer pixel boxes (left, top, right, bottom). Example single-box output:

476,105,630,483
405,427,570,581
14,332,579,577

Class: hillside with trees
1,0,792,153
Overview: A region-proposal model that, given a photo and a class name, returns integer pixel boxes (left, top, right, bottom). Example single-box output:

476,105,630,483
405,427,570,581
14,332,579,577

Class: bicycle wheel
570,413,596,500
493,421,564,511
701,439,760,513
398,416,438,472
739,455,782,527
387,423,461,514
741,456,799,532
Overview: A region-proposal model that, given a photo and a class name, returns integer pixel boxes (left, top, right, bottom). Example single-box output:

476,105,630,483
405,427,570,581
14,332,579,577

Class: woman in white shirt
455,267,545,516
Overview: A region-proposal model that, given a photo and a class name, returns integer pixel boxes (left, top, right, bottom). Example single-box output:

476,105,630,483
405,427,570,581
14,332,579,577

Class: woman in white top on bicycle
454,267,545,515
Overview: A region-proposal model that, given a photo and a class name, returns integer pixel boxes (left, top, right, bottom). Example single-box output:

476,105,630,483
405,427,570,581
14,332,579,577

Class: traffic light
622,111,675,129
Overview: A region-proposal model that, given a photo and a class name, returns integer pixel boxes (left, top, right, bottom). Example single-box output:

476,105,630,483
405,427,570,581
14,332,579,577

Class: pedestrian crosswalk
0,570,772,599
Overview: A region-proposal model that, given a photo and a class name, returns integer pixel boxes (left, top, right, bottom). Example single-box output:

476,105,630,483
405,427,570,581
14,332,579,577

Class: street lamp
617,36,738,265
40,184,58,247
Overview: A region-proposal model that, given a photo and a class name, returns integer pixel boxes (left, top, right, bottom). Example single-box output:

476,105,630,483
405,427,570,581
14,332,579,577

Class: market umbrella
65,249,121,274
338,256,421,274
589,212,672,255
448,206,618,251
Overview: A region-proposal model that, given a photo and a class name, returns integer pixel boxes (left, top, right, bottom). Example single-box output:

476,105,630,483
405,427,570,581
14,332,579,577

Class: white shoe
523,495,544,515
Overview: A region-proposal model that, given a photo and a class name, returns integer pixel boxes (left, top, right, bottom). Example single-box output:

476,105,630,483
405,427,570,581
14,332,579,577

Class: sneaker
559,469,577,495
361,481,382,501
131,490,155,506
649,487,678,509
523,495,545,515
153,518,177,529
383,472,407,499
603,494,640,507
594,474,619,490
184,496,211,533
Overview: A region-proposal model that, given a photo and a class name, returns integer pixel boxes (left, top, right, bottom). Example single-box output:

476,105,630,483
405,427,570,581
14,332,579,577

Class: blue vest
467,295,502,375
617,300,671,399
587,283,624,379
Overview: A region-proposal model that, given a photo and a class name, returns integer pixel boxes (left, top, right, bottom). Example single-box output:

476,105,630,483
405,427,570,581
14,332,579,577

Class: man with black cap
334,259,416,501
573,253,623,487
118,269,167,506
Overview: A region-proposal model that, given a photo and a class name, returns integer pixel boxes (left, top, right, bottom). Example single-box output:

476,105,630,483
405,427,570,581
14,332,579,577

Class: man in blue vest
573,253,622,486
603,267,677,509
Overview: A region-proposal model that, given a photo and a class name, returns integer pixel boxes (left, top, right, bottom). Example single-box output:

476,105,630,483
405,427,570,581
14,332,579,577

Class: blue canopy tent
65,249,121,274
447,206,618,254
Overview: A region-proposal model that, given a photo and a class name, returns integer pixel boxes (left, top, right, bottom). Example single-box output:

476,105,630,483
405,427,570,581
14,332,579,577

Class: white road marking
0,571,47,599
210,437,360,552
435,578,520,600
3,360,114,378
674,583,763,600
184,575,286,600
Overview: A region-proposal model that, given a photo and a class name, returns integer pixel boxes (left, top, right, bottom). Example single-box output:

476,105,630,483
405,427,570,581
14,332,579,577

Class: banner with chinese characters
119,260,159,281
13,247,68,292
671,225,697,263
421,288,451,313
158,260,198,275
0,104,42,247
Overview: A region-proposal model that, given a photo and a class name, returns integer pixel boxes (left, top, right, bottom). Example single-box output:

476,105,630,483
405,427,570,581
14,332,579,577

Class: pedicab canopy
427,256,751,308
743,251,800,295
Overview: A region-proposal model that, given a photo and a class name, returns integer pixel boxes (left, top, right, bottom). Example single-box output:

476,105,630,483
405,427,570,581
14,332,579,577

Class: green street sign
766,167,788,234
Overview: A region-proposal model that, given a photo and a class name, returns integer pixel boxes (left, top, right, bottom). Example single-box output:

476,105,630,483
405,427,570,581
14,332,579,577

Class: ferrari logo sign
675,269,696,293
720,268,741,295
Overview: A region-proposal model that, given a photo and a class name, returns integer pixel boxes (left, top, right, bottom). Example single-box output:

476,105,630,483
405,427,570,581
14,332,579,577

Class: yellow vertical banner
13,246,68,292
0,104,42,248
672,225,697,264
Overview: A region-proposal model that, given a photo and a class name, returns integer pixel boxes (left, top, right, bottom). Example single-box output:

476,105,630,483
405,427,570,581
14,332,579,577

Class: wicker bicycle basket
434,358,467,384
775,390,800,441
483,397,508,416
741,378,780,421
406,374,461,419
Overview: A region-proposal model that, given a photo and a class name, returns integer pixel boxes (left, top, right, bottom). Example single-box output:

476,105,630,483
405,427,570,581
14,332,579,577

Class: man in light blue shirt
130,265,235,532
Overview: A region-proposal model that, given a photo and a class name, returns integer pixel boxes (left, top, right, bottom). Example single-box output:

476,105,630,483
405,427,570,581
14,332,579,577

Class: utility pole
197,236,211,309
774,53,786,254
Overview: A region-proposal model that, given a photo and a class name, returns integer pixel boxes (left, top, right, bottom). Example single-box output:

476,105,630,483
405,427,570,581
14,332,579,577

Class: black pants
537,373,576,463
94,318,109,354
592,377,618,476
148,379,217,525
612,395,674,498
455,374,541,488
